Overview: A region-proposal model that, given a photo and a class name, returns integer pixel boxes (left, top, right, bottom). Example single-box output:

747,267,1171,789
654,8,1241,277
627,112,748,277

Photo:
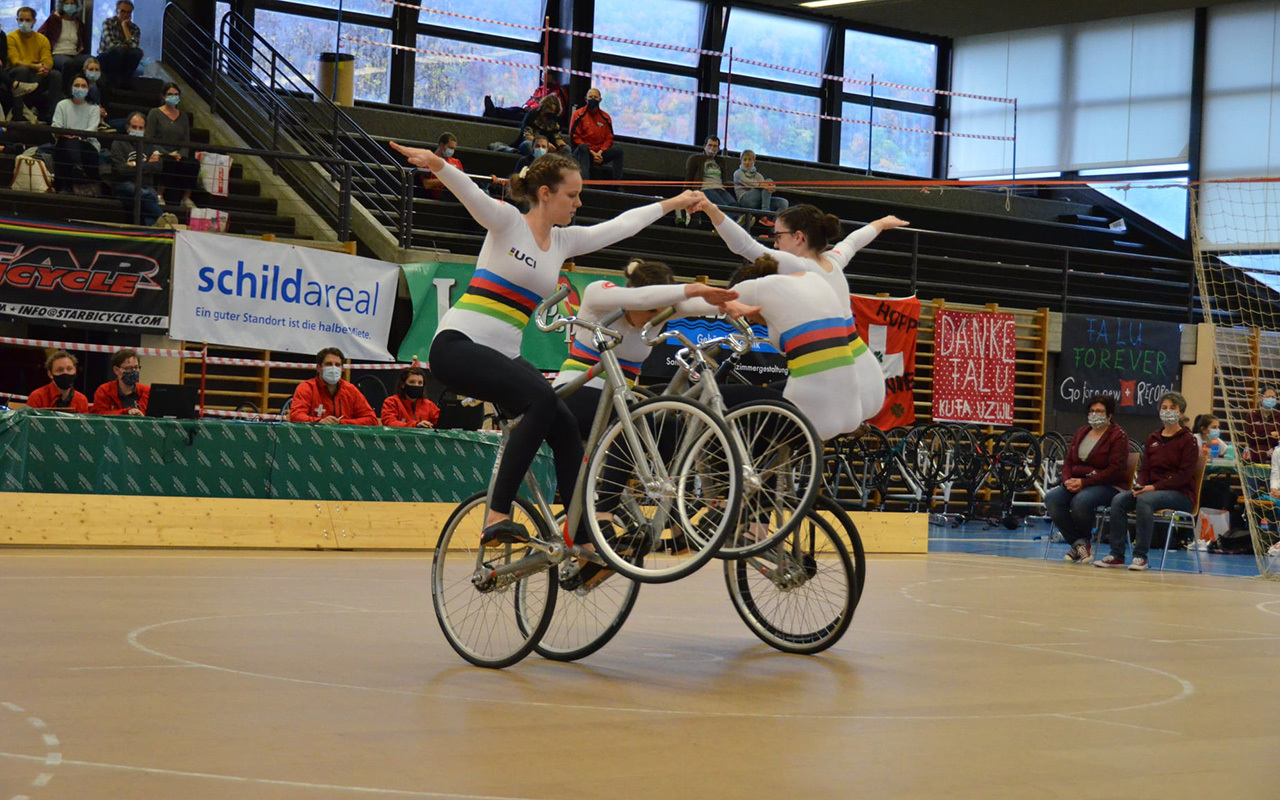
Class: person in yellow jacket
7,6,54,122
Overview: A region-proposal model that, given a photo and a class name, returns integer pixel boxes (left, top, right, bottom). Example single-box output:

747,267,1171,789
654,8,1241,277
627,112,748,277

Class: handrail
160,2,415,247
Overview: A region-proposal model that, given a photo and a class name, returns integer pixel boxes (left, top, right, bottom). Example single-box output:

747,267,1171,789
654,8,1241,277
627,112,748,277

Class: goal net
1191,179,1280,576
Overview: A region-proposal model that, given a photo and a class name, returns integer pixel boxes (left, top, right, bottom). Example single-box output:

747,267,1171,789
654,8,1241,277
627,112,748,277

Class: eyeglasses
771,230,798,240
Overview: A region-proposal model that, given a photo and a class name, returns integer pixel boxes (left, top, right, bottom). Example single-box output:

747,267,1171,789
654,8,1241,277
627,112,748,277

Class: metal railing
160,3,414,246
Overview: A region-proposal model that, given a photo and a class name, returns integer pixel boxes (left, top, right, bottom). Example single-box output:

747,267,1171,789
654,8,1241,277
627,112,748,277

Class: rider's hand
720,300,762,320
873,215,910,231
390,141,445,172
685,283,738,305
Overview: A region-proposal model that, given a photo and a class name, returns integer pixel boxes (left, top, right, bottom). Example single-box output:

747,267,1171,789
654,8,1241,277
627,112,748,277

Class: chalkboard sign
1054,314,1181,415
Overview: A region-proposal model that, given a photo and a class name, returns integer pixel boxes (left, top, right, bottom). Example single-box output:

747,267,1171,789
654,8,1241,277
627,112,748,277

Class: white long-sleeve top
732,272,884,440
432,162,664,358
711,214,879,303
51,99,101,151
552,280,719,389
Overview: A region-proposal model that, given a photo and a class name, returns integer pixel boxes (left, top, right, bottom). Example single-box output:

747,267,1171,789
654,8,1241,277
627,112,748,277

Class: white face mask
17,21,33,33
320,365,342,386
1086,413,1108,429
1159,410,1182,426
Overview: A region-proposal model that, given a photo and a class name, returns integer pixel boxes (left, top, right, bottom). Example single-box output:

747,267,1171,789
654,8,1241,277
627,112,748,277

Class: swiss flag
1119,379,1137,407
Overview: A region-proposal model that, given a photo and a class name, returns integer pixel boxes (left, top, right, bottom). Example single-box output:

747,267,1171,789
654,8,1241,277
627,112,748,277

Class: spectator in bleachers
51,74,101,195
733,149,788,228
681,135,736,224
111,111,164,225
513,134,548,173
288,347,377,426
1242,387,1280,463
98,0,141,90
38,1,90,98
570,87,623,182
147,82,199,210
514,94,568,157
381,366,440,428
90,347,149,416
417,132,462,200
8,7,55,123
26,349,88,412
483,76,568,125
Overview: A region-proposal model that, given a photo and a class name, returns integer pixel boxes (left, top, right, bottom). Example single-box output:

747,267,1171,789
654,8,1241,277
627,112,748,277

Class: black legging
430,330,583,517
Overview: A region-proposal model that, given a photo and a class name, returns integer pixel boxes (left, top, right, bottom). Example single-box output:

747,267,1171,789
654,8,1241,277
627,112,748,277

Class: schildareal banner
170,232,400,360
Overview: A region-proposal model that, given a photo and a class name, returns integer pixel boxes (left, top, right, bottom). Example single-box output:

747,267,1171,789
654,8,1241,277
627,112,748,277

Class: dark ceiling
748,0,1248,39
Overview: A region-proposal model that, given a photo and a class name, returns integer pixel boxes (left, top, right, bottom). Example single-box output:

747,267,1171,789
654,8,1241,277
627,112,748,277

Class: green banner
0,408,552,503
398,261,607,370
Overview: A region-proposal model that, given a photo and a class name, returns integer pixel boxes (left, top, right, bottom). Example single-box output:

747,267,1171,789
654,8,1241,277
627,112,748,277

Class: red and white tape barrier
0,336,199,358
200,408,286,421
1,391,30,402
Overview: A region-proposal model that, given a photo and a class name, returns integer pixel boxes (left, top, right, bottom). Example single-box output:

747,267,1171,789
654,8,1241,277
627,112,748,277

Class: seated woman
50,74,101,195
381,366,440,428
1043,395,1129,564
1097,391,1199,570
513,95,568,157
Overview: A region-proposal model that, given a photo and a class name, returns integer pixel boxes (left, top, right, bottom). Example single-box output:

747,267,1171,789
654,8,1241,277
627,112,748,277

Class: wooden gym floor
2,549,1279,799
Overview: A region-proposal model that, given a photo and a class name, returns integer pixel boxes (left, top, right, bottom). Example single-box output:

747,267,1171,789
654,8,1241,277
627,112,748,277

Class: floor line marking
1048,713,1181,735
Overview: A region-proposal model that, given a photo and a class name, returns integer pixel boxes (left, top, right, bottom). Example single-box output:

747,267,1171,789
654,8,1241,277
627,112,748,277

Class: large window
839,103,933,176
414,0,545,41
254,10,392,103
717,83,819,162
722,8,826,87
843,30,937,106
413,37,541,117
594,0,703,68
596,68,697,143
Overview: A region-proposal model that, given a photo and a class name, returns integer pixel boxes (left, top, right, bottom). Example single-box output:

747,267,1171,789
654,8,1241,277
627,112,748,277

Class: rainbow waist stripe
558,340,642,384
452,269,541,329
779,316,868,378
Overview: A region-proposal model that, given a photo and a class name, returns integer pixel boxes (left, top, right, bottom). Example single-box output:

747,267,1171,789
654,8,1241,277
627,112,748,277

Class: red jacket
26,381,89,412
381,394,441,428
1137,426,1199,503
90,381,150,415
289,377,376,425
1063,422,1130,491
570,106,614,152
38,14,91,56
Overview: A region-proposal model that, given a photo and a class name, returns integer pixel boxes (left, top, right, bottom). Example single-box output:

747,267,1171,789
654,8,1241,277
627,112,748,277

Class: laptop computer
146,383,200,419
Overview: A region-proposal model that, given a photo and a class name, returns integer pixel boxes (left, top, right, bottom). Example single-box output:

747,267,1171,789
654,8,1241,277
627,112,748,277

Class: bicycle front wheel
585,395,743,583
432,492,557,669
724,493,863,654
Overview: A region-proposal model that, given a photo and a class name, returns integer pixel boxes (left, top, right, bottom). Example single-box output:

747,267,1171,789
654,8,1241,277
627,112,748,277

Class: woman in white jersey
390,142,703,545
719,255,884,441
699,201,907,341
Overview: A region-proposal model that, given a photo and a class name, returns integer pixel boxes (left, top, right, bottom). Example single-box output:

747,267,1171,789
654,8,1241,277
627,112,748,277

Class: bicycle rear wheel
524,514,641,662
432,492,557,669
724,493,860,654
585,395,743,583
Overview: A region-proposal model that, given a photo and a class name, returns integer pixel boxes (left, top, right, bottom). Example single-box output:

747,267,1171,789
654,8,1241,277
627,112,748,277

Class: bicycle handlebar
533,284,626,346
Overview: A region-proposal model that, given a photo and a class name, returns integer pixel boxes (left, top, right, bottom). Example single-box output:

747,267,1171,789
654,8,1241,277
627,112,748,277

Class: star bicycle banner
0,217,173,332
1053,314,1181,415
850,294,920,429
931,308,1017,426
170,232,400,361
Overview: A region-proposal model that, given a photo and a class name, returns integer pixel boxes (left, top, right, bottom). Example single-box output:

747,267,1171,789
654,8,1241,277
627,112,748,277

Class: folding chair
1092,450,1207,573
1043,451,1140,561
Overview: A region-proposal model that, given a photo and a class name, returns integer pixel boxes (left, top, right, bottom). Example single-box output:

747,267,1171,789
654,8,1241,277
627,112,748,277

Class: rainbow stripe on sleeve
452,269,541,329
779,317,868,377
558,340,643,384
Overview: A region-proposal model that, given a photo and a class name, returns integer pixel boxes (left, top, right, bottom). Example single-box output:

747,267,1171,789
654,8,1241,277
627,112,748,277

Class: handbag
10,154,53,193
188,206,229,233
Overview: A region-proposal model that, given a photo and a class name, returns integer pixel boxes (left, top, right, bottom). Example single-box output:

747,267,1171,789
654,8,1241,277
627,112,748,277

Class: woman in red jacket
1044,394,1130,564
381,366,440,429
1097,391,1199,571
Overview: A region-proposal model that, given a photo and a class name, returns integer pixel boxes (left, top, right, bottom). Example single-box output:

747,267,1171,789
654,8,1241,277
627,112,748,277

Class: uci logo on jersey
508,248,538,269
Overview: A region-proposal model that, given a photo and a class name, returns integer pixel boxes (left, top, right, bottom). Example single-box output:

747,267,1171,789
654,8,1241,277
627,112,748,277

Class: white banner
169,232,399,361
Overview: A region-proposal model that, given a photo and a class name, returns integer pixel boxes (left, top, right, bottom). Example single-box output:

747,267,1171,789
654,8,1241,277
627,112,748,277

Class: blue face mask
128,128,144,136
321,366,342,386
120,370,140,387
62,4,77,15
533,147,547,159
71,87,88,100
84,71,100,82
17,21,32,34
164,94,180,106
441,147,454,159
1264,397,1277,410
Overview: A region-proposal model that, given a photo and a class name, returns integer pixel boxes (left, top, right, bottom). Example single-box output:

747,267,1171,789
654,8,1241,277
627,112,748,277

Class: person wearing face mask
513,134,548,175
7,7,54,123
389,140,704,547
1096,391,1198,570
90,348,149,415
1043,395,1130,564
38,0,90,99
26,349,88,412
97,0,142,91
111,111,166,226
1241,387,1280,463
381,366,440,428
288,347,377,426
50,74,100,195
147,81,199,210
680,135,737,225
569,87,624,182
416,132,462,200
513,94,568,157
